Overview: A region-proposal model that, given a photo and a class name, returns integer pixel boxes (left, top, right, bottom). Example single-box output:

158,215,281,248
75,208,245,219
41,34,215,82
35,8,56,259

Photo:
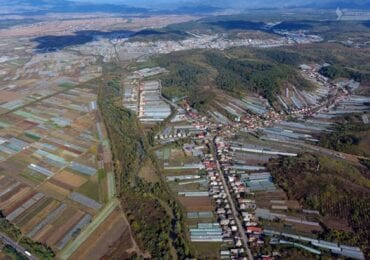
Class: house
246,226,262,234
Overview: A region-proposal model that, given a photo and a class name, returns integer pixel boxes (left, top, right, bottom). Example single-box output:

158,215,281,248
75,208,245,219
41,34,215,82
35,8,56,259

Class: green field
77,180,100,202
20,171,47,184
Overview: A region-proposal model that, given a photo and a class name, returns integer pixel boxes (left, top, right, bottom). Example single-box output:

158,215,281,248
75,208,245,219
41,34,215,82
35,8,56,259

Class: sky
69,0,310,7
67,0,370,8
5,0,370,10
72,0,181,3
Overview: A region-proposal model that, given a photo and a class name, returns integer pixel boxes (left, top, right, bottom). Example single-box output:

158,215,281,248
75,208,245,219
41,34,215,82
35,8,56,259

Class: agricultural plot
226,135,325,238
213,95,271,123
160,147,203,168
178,197,215,212
138,81,171,123
122,67,171,123
156,141,228,257
0,37,102,115
53,170,87,189
69,206,136,260
0,86,111,252
160,147,208,194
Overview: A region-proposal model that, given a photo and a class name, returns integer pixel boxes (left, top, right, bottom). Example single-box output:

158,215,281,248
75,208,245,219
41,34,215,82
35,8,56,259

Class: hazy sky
72,0,299,6
69,0,368,6
72,0,370,4
73,0,181,3
22,0,370,9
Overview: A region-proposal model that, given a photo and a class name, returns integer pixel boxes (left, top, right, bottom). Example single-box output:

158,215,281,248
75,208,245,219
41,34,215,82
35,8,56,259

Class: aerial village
0,16,369,259
125,63,369,259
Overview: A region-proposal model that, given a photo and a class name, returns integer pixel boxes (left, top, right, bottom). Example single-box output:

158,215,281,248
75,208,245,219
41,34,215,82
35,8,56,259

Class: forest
98,65,191,259
268,153,370,257
319,64,370,83
203,51,312,102
319,123,370,158
0,212,55,259
152,48,313,107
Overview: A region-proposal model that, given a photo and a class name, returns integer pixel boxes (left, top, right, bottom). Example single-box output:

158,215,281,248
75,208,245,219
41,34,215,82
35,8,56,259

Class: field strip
0,85,77,116
107,171,116,199
59,199,119,260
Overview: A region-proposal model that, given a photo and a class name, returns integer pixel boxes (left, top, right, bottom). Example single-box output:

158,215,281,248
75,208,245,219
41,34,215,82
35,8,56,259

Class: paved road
211,139,253,260
0,232,37,260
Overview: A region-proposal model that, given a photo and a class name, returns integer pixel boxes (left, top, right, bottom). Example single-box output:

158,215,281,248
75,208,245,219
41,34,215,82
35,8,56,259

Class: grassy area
185,217,216,227
192,242,224,259
156,146,202,166
97,170,108,204
260,220,321,238
138,159,159,183
77,180,100,202
97,169,105,181
20,171,46,184
162,169,200,176
168,181,204,193
58,82,76,89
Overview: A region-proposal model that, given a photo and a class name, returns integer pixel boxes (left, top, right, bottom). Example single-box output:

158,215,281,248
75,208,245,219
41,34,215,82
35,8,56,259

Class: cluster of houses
214,137,265,249
200,146,247,259
151,63,366,258
213,136,366,260
156,124,206,141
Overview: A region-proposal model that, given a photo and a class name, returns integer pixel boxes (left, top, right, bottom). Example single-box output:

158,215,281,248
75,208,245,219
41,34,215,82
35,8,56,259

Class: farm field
229,135,326,237
156,142,230,258
0,86,112,253
69,205,138,259
192,242,225,259
158,146,202,166
178,197,215,212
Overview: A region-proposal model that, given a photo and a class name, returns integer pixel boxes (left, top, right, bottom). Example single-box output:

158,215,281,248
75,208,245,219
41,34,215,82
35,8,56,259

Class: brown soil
70,207,141,260
178,196,214,211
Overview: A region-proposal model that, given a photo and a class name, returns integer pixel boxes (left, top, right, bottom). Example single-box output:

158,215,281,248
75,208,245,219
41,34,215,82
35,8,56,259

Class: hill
269,153,370,257
146,48,313,111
